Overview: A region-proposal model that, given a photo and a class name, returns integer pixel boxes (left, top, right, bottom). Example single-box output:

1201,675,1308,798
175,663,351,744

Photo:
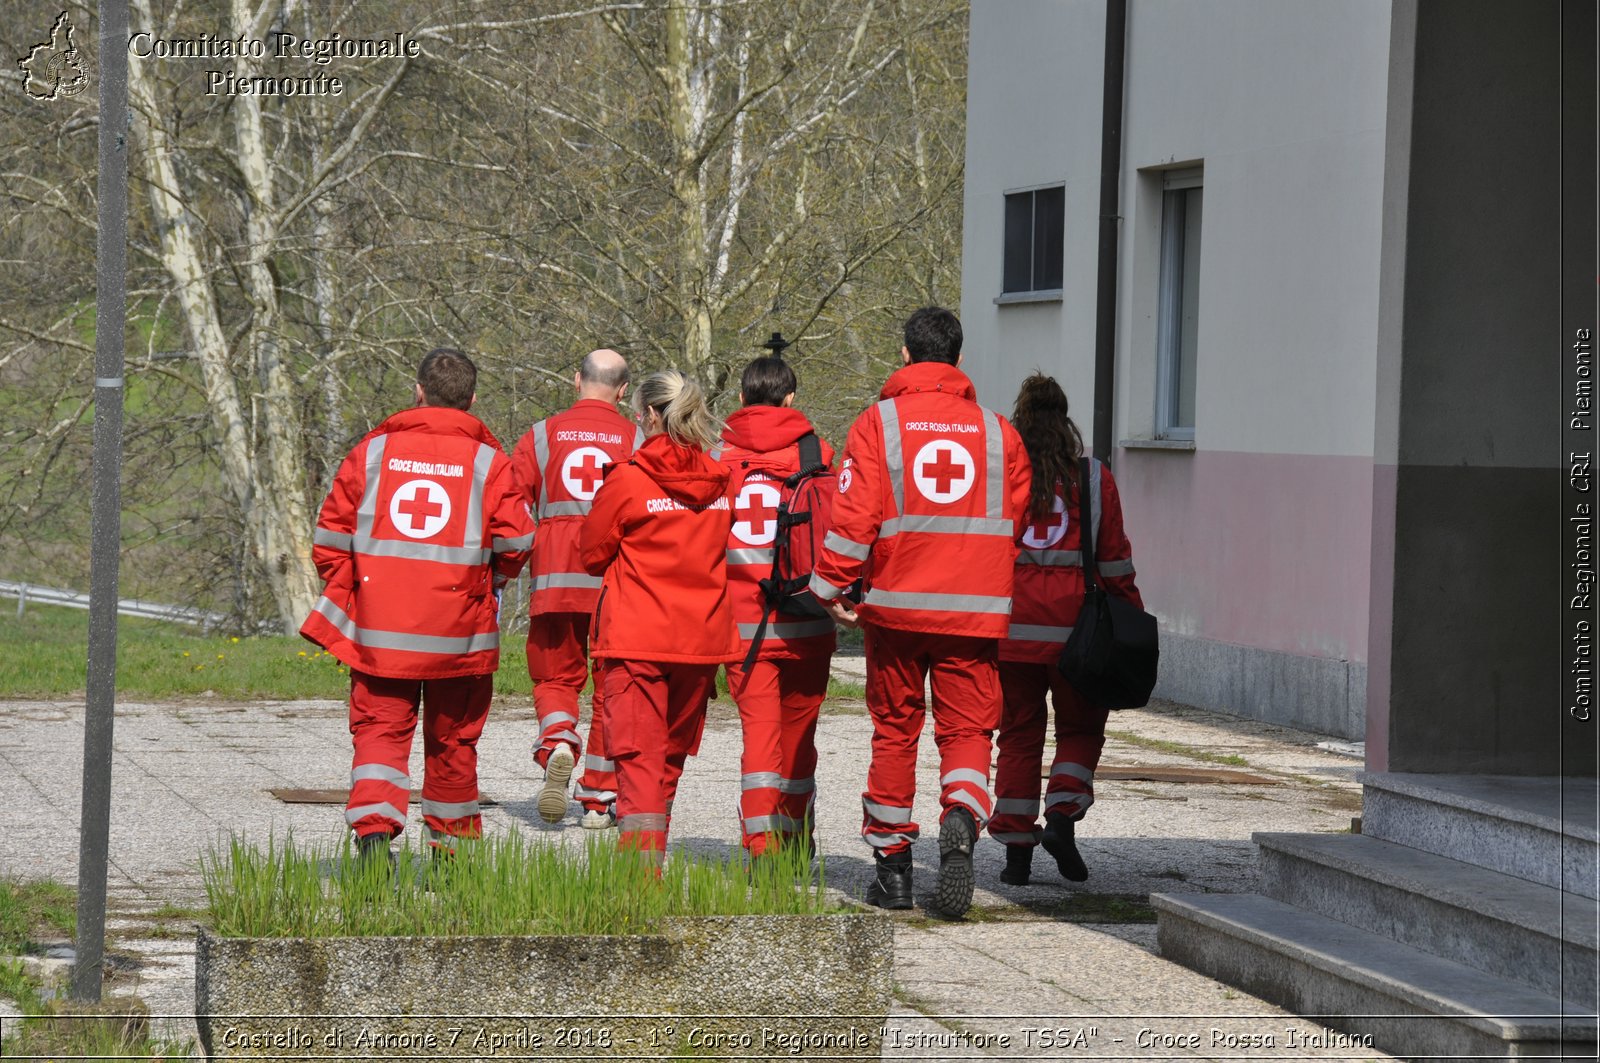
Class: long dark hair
1011,373,1085,521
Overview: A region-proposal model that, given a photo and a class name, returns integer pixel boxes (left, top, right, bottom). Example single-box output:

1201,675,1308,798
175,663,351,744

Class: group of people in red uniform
300,307,1141,918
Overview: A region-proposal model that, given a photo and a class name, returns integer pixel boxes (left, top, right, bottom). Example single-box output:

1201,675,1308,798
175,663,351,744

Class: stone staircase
1153,773,1599,1060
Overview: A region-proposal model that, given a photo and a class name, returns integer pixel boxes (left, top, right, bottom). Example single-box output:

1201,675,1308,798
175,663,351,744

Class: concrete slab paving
0,681,1396,1061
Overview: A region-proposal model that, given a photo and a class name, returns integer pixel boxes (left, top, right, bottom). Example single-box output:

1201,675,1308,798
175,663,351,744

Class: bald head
576,348,630,402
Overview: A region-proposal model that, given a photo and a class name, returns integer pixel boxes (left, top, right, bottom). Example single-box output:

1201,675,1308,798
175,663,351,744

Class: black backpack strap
788,432,824,486
1077,459,1099,595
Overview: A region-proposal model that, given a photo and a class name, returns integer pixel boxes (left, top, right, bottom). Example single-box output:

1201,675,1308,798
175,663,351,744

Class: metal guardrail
0,579,229,629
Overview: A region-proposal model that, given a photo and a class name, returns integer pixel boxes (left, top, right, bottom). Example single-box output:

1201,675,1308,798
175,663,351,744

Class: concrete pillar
1368,0,1595,775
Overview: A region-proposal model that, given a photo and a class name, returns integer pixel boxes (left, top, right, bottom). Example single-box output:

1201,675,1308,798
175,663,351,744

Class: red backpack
742,433,852,666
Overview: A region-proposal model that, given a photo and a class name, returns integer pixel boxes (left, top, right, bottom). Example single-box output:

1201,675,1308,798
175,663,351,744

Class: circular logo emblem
838,468,853,493
732,481,783,545
911,441,975,504
1021,495,1069,548
389,479,451,539
561,447,612,500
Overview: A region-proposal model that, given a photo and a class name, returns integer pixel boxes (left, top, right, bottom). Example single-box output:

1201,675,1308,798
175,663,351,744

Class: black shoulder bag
1057,459,1160,709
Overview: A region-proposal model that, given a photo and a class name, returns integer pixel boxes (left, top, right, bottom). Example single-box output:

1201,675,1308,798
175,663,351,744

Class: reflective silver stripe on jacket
532,420,551,474
862,588,1010,615
880,514,1013,537
539,499,590,519
313,596,499,655
420,797,480,820
736,620,835,640
533,573,603,592
1050,762,1095,784
822,529,871,560
314,527,353,550
355,434,387,537
353,534,491,566
1099,558,1136,577
993,797,1040,816
727,547,773,566
351,763,410,788
982,407,1004,516
345,801,406,829
618,812,668,832
877,399,905,513
493,532,535,552
1008,623,1074,642
808,572,846,601
463,443,496,547
584,754,615,773
1090,457,1103,546
1018,548,1082,567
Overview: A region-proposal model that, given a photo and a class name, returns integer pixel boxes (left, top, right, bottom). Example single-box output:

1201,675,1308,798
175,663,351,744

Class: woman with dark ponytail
989,373,1143,885
579,369,739,868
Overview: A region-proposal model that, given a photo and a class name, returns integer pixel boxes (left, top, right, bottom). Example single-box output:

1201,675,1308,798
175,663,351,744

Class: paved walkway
0,671,1396,1061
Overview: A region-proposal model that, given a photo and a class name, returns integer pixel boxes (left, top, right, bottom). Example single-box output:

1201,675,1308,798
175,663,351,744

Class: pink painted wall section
1115,448,1375,663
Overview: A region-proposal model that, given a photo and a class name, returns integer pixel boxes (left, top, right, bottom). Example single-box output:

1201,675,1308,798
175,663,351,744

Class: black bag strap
787,432,824,487
1077,458,1099,595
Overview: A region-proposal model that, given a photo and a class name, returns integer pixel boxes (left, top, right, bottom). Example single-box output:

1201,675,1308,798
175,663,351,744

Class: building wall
961,0,1391,737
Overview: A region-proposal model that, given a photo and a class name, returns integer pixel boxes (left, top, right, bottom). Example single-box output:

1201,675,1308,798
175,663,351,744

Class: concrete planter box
196,914,891,1059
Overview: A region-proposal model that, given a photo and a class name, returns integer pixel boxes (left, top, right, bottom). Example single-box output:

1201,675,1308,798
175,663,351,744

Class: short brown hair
417,348,476,409
740,357,797,407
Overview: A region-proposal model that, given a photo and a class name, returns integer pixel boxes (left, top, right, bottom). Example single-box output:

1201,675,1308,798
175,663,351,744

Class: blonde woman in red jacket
579,369,740,863
990,373,1142,886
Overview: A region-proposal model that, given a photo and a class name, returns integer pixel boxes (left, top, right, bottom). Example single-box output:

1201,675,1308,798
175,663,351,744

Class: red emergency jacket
714,405,838,660
510,399,644,614
300,406,534,679
1002,460,1143,663
580,433,740,664
810,361,1033,638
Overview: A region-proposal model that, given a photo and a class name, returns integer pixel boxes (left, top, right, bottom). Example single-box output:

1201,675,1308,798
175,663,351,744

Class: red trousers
989,661,1110,845
345,669,492,847
602,658,715,855
527,612,615,811
861,626,1001,856
727,657,827,855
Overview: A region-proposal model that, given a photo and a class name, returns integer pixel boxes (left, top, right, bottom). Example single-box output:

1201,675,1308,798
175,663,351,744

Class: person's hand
823,596,860,630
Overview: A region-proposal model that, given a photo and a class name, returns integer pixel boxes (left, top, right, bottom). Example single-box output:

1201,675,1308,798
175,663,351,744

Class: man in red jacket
811,308,1032,917
716,357,837,863
510,349,642,826
301,348,534,861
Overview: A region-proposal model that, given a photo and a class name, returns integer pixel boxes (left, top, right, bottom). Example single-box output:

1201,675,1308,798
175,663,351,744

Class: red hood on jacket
721,405,818,453
879,361,978,402
369,405,504,449
627,433,729,507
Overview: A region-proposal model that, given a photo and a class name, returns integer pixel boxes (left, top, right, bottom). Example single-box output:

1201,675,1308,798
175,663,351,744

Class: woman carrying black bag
988,374,1144,886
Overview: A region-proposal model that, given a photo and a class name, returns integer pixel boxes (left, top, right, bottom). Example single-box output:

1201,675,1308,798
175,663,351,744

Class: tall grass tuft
203,831,836,939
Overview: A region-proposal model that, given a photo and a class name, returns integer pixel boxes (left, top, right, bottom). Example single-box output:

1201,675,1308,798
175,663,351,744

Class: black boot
1000,843,1033,886
865,851,914,910
1040,812,1089,882
931,807,977,918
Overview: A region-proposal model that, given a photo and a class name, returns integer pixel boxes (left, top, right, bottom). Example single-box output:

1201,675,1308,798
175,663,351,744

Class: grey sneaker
580,808,616,830
931,807,977,918
538,746,575,823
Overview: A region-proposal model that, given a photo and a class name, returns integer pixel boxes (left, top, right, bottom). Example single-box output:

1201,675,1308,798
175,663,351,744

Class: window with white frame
1155,168,1202,439
1001,184,1064,297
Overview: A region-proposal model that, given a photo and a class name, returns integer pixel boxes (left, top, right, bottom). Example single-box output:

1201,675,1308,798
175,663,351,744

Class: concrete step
1361,773,1599,899
1153,892,1598,1061
1256,830,1598,1007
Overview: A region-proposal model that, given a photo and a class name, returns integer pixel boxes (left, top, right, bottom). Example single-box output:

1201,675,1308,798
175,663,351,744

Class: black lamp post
762,331,791,359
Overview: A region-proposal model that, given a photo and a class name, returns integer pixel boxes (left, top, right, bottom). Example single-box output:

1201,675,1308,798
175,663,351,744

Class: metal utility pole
72,0,128,1004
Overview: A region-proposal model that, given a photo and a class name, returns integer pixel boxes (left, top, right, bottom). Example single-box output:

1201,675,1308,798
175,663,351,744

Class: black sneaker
1000,843,1033,886
1040,812,1089,882
931,807,977,917
864,852,913,910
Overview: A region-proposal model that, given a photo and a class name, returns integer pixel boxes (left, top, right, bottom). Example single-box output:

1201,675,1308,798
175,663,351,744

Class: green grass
1104,728,1251,768
0,603,535,700
0,876,190,1060
203,831,836,939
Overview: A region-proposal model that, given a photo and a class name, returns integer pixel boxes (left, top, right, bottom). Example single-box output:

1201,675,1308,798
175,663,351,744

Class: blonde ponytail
635,369,721,450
